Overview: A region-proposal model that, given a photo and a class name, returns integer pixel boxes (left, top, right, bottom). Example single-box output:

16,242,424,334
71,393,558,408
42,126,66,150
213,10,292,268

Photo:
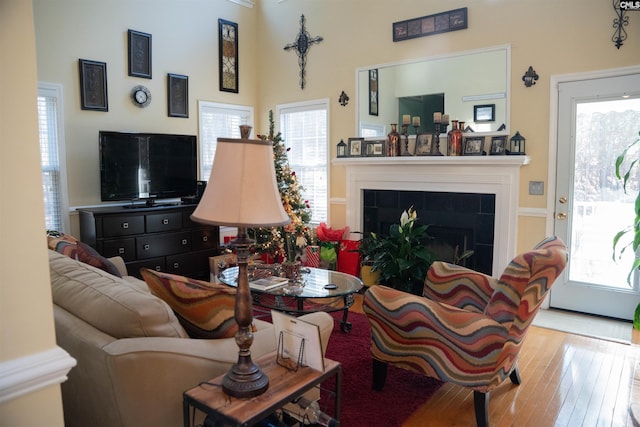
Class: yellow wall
0,1,66,425
255,0,639,251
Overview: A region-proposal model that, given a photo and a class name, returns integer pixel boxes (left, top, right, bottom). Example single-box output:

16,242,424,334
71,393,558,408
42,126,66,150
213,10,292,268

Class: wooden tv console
78,204,220,280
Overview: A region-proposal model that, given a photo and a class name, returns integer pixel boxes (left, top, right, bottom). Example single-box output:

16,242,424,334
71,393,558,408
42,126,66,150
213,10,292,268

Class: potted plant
369,207,436,295
355,231,383,287
613,131,640,330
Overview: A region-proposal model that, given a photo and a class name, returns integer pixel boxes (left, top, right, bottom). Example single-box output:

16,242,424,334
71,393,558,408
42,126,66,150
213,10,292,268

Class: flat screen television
99,131,197,203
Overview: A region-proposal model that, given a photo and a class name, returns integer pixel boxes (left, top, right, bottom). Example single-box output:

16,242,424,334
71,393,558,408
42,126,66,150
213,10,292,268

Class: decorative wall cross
284,14,323,90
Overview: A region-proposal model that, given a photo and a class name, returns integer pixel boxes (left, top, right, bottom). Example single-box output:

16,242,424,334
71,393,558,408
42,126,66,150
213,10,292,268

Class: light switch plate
529,181,544,195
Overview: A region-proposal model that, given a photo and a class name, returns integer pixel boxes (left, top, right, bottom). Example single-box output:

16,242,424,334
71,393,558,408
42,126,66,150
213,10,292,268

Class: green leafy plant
613,131,640,330
369,207,436,295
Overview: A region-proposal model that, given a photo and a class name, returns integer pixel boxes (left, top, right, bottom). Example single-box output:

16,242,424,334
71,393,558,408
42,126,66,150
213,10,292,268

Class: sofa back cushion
49,250,188,338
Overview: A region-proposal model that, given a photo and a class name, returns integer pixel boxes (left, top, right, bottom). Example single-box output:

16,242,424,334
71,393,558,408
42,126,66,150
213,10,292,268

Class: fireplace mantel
332,155,530,274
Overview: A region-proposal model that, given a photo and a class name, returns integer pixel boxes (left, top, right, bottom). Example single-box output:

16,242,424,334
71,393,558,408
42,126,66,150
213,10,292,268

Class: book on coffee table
249,276,289,291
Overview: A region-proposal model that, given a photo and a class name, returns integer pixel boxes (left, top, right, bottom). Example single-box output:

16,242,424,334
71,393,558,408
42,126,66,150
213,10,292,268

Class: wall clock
131,85,151,108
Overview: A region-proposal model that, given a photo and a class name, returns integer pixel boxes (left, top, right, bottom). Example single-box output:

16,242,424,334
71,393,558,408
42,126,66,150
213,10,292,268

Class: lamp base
222,359,269,398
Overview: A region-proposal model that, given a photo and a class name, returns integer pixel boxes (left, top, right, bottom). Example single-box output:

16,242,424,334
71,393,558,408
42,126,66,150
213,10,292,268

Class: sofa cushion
47,232,121,277
140,269,245,339
76,241,122,278
49,250,188,339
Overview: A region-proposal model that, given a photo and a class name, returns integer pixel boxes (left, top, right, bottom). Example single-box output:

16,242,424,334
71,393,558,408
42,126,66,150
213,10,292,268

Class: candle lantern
509,131,526,155
337,139,347,157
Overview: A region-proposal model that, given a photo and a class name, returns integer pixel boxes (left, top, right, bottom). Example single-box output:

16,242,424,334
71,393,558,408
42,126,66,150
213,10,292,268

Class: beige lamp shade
191,137,290,228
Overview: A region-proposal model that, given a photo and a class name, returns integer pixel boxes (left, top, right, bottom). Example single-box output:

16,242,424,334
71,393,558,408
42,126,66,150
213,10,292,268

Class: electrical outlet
529,181,544,195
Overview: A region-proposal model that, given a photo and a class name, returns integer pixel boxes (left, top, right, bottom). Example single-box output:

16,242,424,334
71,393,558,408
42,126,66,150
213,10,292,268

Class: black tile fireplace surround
362,189,495,275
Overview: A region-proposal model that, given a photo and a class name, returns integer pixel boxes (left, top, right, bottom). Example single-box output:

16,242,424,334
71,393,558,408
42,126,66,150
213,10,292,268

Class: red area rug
321,311,442,427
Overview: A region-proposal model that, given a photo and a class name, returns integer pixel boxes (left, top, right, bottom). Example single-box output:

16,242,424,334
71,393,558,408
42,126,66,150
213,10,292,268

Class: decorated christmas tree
251,110,313,262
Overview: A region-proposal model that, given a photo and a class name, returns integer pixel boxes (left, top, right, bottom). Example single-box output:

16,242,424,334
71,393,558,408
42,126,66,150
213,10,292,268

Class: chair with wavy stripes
363,236,567,427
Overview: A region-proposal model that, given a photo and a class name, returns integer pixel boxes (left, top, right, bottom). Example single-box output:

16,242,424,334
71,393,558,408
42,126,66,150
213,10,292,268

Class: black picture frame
464,137,485,156
369,69,378,116
365,139,386,157
78,59,108,111
167,73,189,118
128,30,152,79
393,8,467,42
474,104,496,122
219,19,238,93
348,137,364,157
415,133,436,156
489,136,507,155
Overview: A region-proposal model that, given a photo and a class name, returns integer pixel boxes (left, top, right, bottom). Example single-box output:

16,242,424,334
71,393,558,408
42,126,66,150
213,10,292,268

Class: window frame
38,82,70,233
276,99,330,225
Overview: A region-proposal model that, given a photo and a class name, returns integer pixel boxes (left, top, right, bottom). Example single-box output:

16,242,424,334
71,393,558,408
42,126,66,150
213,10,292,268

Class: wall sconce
338,91,349,106
337,139,347,157
509,131,526,155
522,66,539,87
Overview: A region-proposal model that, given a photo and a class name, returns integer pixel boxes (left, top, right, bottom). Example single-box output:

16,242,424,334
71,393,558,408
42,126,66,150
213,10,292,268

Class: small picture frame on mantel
348,137,364,157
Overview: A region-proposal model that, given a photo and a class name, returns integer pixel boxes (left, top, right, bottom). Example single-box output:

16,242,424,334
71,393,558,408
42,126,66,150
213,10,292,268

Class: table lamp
191,126,290,398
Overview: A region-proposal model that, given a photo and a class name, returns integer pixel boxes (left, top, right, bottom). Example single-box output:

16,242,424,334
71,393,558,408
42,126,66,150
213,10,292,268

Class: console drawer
136,231,191,259
191,228,219,250
102,215,145,237
146,212,183,233
127,257,166,279
99,238,136,262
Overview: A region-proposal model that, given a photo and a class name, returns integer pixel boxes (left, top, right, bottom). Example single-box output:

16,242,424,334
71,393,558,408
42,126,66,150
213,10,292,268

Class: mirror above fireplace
357,45,510,136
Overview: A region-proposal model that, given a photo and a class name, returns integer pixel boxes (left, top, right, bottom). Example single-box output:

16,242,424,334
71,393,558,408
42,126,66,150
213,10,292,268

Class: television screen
99,131,197,202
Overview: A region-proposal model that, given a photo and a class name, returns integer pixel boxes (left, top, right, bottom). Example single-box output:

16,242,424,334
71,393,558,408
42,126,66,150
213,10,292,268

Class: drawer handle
162,219,169,225
122,222,129,229
173,262,179,269
202,236,208,242
118,247,125,254
155,266,161,271
143,244,150,251
182,239,188,245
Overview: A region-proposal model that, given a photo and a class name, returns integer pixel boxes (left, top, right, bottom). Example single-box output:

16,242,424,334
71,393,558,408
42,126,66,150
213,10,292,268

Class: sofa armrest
424,261,498,313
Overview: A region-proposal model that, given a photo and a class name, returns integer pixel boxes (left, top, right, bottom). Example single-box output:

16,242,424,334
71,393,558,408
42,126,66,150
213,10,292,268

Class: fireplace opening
362,189,495,275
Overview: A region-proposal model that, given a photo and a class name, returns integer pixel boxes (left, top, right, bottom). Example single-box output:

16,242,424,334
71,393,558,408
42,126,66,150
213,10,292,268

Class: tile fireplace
333,155,530,275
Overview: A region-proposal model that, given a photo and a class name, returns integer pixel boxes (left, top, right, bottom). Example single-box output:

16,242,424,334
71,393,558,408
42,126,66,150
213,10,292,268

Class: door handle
556,212,567,220
559,196,567,204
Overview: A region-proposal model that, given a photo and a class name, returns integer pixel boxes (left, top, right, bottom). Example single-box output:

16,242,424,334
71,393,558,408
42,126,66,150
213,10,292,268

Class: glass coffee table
218,266,363,333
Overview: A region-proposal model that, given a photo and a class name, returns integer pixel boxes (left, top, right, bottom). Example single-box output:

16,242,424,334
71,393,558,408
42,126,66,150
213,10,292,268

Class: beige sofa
49,250,333,427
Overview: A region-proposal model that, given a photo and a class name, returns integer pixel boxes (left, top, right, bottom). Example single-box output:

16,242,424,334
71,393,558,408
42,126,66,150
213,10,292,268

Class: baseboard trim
0,346,76,404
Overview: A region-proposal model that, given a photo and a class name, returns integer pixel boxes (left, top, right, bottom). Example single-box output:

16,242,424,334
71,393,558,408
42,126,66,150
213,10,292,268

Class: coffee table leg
340,294,355,333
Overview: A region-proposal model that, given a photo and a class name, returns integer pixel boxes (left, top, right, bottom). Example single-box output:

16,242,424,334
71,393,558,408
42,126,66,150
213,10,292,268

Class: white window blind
277,100,329,224
38,83,68,232
198,101,253,181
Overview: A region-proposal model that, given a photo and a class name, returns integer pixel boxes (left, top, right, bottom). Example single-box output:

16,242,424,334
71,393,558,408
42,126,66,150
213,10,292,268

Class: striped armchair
363,236,567,427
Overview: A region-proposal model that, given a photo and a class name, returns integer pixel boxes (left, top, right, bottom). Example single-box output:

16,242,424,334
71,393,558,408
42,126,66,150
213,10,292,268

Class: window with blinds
38,83,68,232
198,101,253,181
277,100,329,224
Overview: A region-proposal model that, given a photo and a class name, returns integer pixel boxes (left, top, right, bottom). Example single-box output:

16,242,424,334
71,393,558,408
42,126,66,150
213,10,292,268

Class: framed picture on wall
78,59,108,111
128,30,152,79
167,73,188,118
474,104,495,122
219,19,238,93
369,69,378,116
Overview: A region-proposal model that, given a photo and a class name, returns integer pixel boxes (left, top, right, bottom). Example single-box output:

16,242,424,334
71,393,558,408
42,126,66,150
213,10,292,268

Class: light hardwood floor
351,293,640,427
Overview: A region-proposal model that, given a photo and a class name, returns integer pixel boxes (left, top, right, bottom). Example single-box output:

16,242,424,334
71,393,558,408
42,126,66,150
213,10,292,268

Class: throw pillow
76,241,122,278
140,269,249,339
47,232,78,258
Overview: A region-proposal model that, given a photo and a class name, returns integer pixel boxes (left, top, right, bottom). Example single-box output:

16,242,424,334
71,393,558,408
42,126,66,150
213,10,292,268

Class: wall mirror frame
356,44,511,138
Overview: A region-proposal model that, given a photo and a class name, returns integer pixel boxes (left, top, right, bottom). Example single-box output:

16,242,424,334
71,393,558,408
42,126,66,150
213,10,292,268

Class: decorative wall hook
612,0,629,49
522,66,539,87
338,91,349,106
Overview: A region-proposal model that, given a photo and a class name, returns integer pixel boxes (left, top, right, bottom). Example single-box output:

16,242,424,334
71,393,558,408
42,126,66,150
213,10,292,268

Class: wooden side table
183,352,342,427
